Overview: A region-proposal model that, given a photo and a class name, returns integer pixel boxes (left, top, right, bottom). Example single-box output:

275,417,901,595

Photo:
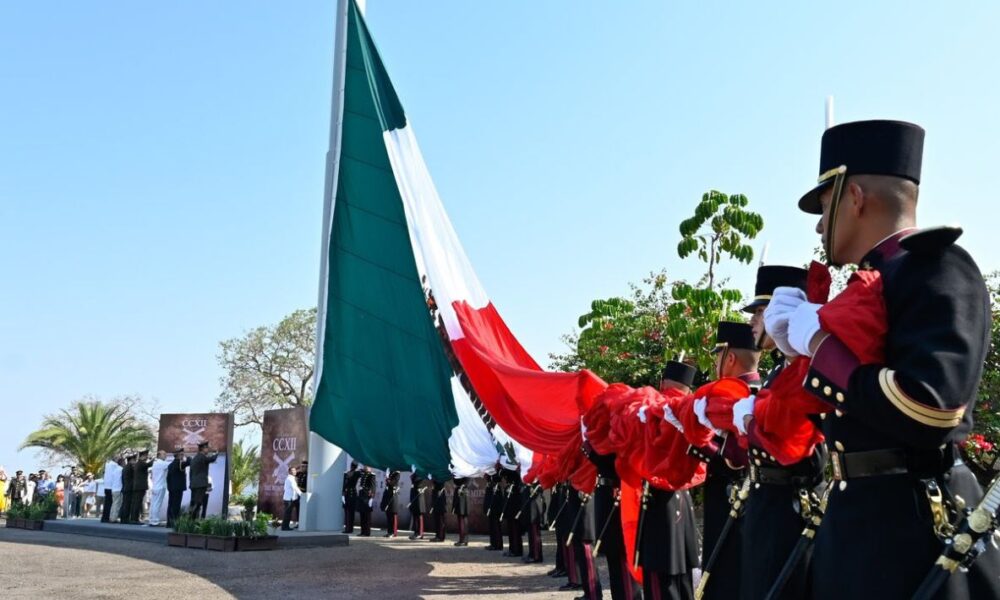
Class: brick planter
185,534,207,549
206,536,237,552
235,536,278,551
167,532,187,547
22,519,44,531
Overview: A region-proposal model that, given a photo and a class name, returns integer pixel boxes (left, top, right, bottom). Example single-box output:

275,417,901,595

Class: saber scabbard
566,492,591,547
764,486,829,600
633,481,651,569
695,477,752,600
592,487,621,557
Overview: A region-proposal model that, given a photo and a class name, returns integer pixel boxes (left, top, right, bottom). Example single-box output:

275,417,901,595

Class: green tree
962,272,1000,484
21,397,156,475
229,440,262,497
551,190,763,382
216,308,316,427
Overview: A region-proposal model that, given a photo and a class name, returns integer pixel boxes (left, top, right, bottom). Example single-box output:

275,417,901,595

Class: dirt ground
0,525,609,599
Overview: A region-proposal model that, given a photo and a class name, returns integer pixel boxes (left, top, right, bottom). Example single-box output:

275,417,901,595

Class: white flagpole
303,0,357,533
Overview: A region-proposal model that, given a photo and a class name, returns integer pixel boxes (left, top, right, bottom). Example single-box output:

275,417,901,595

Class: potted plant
241,495,257,521
235,512,278,551
5,503,25,528
185,517,212,549
206,518,236,552
168,515,192,547
24,502,47,530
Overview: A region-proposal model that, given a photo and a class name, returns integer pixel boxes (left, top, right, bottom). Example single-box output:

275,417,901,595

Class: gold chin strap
822,165,848,266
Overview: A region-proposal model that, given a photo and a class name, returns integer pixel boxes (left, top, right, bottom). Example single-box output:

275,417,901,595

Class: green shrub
173,514,195,534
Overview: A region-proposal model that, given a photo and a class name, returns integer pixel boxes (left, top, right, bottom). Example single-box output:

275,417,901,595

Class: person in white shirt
147,451,169,526
109,458,124,523
281,466,302,531
101,458,118,523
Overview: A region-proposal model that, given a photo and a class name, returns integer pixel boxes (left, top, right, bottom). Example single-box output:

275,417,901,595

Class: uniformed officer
585,439,639,600
452,477,470,546
120,453,135,524
691,321,761,600
356,465,376,537
734,265,826,600
639,360,700,600
381,470,401,538
408,471,429,540
546,481,569,578
429,476,449,542
564,482,602,600
129,449,151,525
519,477,545,563
342,461,360,534
769,119,1000,599
485,469,505,551
501,468,523,557
553,481,581,589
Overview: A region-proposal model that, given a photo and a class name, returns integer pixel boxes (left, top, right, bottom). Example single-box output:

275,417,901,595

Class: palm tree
21,399,155,475
229,440,261,497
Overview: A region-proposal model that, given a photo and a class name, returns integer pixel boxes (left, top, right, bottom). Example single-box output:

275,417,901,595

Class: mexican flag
311,0,602,479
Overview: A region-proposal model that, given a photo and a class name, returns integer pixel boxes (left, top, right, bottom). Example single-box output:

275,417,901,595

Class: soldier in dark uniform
452,477,470,546
341,461,360,533
519,477,545,563
638,360,700,600
129,449,151,524
770,119,1000,599
582,441,637,600
501,468,523,557
356,465,376,537
690,321,760,600
564,484,602,599
546,482,569,578
381,470,401,538
188,442,218,519
553,481,581,588
166,447,189,528
120,454,135,524
429,477,449,542
735,265,827,600
408,471,428,540
485,470,504,551
293,460,308,523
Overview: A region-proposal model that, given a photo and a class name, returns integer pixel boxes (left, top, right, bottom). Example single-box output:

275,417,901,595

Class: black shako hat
197,441,209,449
711,321,756,353
661,360,697,388
742,265,809,313
799,120,925,214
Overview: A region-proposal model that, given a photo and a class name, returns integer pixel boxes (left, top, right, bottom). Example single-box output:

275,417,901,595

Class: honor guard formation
330,120,1000,600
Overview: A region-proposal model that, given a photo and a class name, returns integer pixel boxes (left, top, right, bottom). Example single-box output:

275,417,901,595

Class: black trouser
605,549,639,600
343,497,356,532
527,521,543,561
555,527,566,571
120,491,133,522
201,492,209,518
488,514,503,549
385,512,398,536
359,509,372,536
282,500,295,530
643,571,694,600
167,490,183,527
456,515,468,544
72,493,82,517
189,487,207,518
409,512,424,537
505,518,523,555
434,511,446,540
101,489,113,522
574,538,603,599
129,490,145,523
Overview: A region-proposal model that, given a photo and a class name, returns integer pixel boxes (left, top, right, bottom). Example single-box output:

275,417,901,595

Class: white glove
637,406,648,424
368,499,373,508
694,398,717,432
787,302,822,357
732,395,756,436
663,405,685,433
341,495,345,505
764,287,807,356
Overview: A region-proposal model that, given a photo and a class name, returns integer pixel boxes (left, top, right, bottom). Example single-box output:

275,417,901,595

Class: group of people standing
99,442,218,527
1,466,98,518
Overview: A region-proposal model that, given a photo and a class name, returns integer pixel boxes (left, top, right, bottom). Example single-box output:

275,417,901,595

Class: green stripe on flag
310,0,457,479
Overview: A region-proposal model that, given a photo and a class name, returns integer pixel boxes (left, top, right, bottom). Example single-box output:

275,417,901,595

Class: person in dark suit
485,470,504,551
357,465,376,537
188,442,218,519
342,461,360,533
501,468,523,558
166,447,189,528
546,482,568,578
129,450,151,524
520,478,545,564
119,454,135,524
452,477,470,546
381,470,401,538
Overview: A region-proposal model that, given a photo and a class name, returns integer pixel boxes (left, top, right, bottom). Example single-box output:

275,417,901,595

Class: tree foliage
963,272,1000,484
20,396,156,475
551,190,762,382
229,439,262,497
216,308,316,427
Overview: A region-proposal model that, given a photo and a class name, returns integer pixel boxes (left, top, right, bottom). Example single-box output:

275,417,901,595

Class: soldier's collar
859,227,918,269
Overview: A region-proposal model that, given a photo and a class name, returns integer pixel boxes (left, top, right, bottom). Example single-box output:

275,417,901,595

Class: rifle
633,481,651,568
763,486,828,600
565,492,592,547
498,483,515,519
695,477,752,600
592,487,621,557
911,475,1000,600
547,486,570,531
514,484,542,520
406,486,428,510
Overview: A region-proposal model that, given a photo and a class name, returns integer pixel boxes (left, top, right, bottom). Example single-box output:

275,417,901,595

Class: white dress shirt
151,458,169,491
283,474,302,502
109,462,123,493
103,461,118,491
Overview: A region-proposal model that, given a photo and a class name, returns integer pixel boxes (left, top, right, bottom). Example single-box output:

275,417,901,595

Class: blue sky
3,1,998,474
